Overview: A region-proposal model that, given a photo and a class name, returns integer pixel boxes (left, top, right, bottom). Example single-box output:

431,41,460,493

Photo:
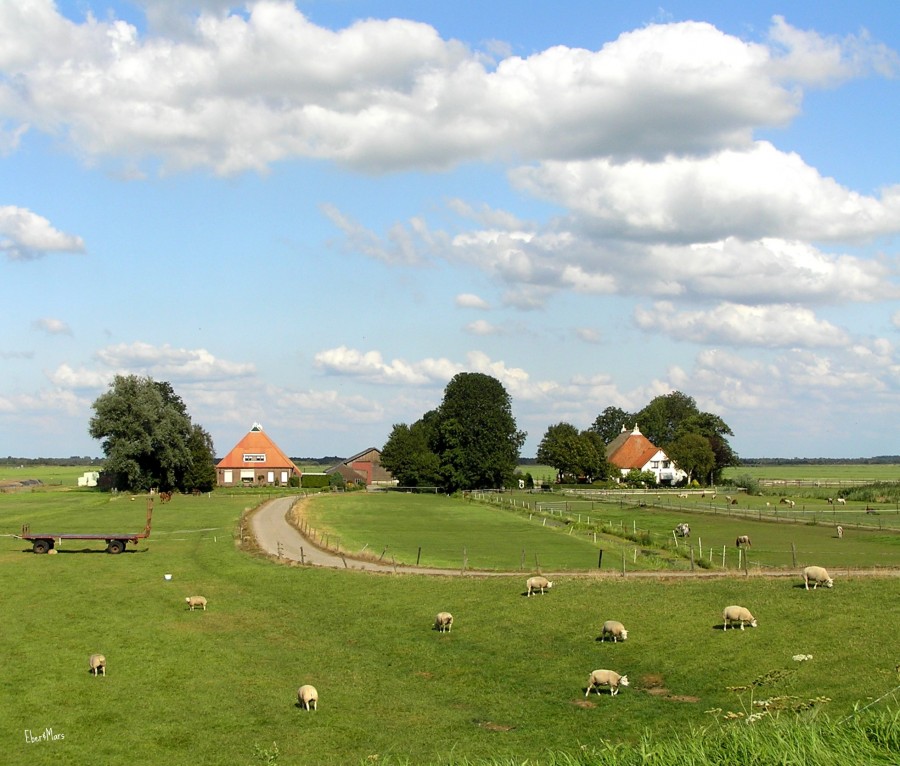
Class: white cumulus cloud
0,206,85,260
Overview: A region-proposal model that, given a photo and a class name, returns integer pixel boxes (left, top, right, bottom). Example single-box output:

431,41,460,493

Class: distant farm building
606,424,687,485
325,448,396,488
216,423,301,487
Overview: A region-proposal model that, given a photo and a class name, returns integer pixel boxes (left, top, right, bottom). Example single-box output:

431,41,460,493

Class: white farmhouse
605,425,687,485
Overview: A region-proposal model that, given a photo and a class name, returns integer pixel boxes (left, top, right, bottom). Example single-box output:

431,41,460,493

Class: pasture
0,484,898,765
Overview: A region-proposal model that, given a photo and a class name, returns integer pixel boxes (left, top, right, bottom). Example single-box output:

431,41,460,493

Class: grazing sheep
678,493,688,499
674,523,690,538
526,576,553,597
722,605,758,630
827,498,834,505
803,566,834,590
725,495,733,503
601,620,628,642
89,654,106,676
297,684,318,710
185,596,207,611
837,497,846,505
434,612,453,633
836,525,844,539
787,499,796,508
735,535,752,547
585,669,629,697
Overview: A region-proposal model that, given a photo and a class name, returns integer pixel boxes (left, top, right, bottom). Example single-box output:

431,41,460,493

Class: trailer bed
19,500,154,554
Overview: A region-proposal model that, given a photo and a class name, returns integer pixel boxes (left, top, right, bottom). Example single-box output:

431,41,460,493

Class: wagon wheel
106,540,126,555
32,539,51,555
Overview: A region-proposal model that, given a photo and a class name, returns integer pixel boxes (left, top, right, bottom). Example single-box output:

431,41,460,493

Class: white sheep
434,612,453,633
837,498,846,505
803,566,834,590
89,653,106,676
185,596,207,611
585,669,629,697
722,605,758,631
526,576,553,597
735,535,752,547
601,620,628,642
836,525,844,539
297,684,318,710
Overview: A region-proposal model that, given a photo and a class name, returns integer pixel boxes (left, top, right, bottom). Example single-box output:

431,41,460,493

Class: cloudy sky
2,1,899,460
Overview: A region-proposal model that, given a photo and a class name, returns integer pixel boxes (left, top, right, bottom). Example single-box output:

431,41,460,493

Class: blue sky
2,1,899,460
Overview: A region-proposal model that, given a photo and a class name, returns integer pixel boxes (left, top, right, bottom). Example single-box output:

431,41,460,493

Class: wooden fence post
791,542,797,568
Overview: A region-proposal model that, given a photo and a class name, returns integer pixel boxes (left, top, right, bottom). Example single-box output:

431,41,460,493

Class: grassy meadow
1,479,898,765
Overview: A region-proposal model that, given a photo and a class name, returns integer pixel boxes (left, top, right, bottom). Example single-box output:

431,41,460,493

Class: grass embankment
1,486,897,764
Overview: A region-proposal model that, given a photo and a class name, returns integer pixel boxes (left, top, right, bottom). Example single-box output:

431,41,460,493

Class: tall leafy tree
633,391,700,448
431,373,526,492
182,424,218,493
666,432,716,485
538,424,613,483
675,412,739,483
537,422,582,482
590,406,634,444
380,421,441,487
89,374,207,492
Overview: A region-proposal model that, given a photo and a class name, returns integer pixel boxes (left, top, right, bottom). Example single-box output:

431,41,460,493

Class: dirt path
249,495,900,580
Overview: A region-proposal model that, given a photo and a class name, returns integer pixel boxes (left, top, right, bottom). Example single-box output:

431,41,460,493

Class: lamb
735,535,751,547
297,684,318,711
722,605,757,630
585,669,629,697
836,525,844,539
89,653,106,676
185,596,207,611
802,566,834,590
526,576,553,597
434,612,453,633
600,620,628,642
678,493,688,499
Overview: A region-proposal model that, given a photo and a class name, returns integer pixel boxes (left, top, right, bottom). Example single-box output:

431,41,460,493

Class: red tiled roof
216,425,300,473
606,428,662,470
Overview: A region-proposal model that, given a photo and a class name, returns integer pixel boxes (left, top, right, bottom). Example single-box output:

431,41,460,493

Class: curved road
251,495,482,575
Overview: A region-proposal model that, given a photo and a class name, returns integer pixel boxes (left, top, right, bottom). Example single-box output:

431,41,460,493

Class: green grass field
1,481,898,764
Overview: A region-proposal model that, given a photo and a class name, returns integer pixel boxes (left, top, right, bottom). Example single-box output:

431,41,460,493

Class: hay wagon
18,498,153,554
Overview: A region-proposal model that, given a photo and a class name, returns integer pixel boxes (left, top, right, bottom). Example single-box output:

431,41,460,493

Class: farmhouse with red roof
605,424,687,485
216,423,301,487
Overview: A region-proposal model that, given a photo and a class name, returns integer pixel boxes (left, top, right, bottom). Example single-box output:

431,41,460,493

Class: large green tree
181,424,218,493
590,406,634,444
380,421,441,487
666,432,716,485
431,373,526,492
89,375,215,492
537,423,612,483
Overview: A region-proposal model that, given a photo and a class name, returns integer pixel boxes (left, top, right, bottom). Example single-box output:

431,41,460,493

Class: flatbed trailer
18,499,153,554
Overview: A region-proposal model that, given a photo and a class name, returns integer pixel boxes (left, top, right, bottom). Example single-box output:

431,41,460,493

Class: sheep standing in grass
836,525,844,539
89,654,106,676
601,620,628,642
803,566,834,590
837,498,846,505
434,612,453,633
735,535,751,547
185,596,207,611
722,605,757,630
297,685,318,710
585,669,629,697
526,576,553,596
